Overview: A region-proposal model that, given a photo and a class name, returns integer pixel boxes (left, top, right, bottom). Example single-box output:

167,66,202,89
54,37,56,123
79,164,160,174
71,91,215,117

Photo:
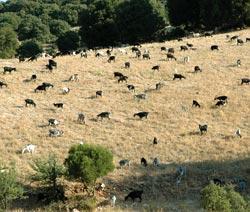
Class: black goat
168,48,175,54
127,84,135,92
133,112,149,119
96,90,102,98
241,78,250,85
215,100,226,107
42,82,54,89
3,67,16,74
125,62,130,69
141,158,147,167
142,53,150,60
114,72,124,78
118,76,128,83
108,56,115,63
152,65,160,71
180,45,188,51
214,96,228,102
0,81,7,88
194,66,202,73
192,100,201,108
199,124,208,135
25,99,36,107
211,45,219,51
173,74,186,80
53,103,63,108
30,74,37,81
167,53,177,61
35,84,47,93
97,112,110,120
125,190,143,202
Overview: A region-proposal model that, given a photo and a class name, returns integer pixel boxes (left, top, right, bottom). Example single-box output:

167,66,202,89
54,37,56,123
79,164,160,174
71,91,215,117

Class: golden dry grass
0,29,250,210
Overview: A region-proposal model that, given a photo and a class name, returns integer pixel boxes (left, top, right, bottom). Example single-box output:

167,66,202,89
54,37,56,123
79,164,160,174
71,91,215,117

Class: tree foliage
57,31,80,52
0,27,19,59
64,144,115,185
17,40,43,58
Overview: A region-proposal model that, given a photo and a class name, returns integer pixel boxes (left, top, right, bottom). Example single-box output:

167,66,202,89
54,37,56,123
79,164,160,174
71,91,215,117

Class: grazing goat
214,96,228,102
48,59,57,68
25,99,36,107
35,84,47,93
215,100,226,107
167,53,177,61
168,48,175,54
48,119,60,126
241,78,250,85
118,75,128,83
68,74,79,82
78,113,85,124
125,62,130,69
49,129,63,137
153,157,160,166
42,82,54,89
119,159,130,167
53,103,63,108
97,112,110,120
114,72,124,78
173,74,186,80
180,45,188,51
153,137,158,145
134,93,146,100
108,56,116,63
142,53,150,60
230,35,239,41
22,144,36,154
194,66,202,73
62,87,70,94
187,43,193,48
3,67,16,74
0,81,7,88
134,112,149,119
141,158,147,167
199,124,208,135
211,45,219,50
127,84,135,92
152,65,160,71
135,50,141,58
235,129,241,138
192,100,201,108
237,39,244,45
125,190,143,202
96,90,102,98
30,74,37,81
132,46,140,52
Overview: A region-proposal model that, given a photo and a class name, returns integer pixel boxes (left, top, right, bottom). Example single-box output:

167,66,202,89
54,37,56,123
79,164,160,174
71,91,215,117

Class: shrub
56,31,80,53
64,144,114,185
0,164,23,209
201,184,247,211
0,27,19,59
49,20,71,37
17,40,43,58
77,197,97,211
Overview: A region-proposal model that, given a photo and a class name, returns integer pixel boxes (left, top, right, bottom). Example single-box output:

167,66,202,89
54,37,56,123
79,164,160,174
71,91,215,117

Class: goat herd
0,30,249,206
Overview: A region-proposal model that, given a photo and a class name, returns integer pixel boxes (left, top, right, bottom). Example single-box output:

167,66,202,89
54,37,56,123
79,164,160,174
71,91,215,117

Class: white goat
22,144,36,154
49,129,63,137
111,195,116,207
235,129,242,138
62,87,70,94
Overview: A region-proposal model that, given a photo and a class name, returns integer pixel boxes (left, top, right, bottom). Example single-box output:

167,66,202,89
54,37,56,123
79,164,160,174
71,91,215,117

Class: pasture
0,29,249,210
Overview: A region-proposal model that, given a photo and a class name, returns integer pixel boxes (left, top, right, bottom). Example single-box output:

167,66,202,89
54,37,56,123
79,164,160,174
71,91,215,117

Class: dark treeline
0,0,249,58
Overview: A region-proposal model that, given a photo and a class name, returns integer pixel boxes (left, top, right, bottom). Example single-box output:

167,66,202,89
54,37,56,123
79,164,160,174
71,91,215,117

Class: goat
19,56,25,62
119,159,130,167
48,59,57,68
68,74,79,82
173,74,186,80
125,62,130,69
3,67,16,74
214,96,228,102
153,157,160,166
236,59,241,67
199,124,208,135
111,195,116,207
42,82,54,89
132,46,140,52
53,103,63,108
153,137,158,145
180,45,188,51
133,112,149,119
141,158,147,167
241,78,250,85
142,53,150,60
97,112,110,120
134,93,146,101
25,99,36,107
48,119,60,126
0,81,7,88
127,84,135,92
237,39,244,45
118,75,128,83
167,53,177,61
125,190,143,202
78,113,85,124
30,74,37,81
106,49,112,56
152,65,160,71
108,56,116,63
215,100,226,107
96,90,102,98
187,43,193,48
81,52,87,58
194,66,202,73
135,50,141,58
161,47,167,51
34,84,47,93
192,100,201,108
184,56,190,63
211,45,219,50
230,35,239,41
22,144,36,154
246,38,250,42
62,87,70,94
49,129,63,137
155,82,163,90
114,72,124,78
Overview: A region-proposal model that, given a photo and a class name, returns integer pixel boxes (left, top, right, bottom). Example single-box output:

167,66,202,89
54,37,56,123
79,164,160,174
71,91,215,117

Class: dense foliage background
0,0,249,57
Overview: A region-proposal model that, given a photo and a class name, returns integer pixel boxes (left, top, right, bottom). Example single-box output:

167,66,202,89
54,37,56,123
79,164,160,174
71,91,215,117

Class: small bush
201,184,247,212
0,164,23,209
56,31,80,53
77,197,97,211
17,40,43,58
64,144,115,185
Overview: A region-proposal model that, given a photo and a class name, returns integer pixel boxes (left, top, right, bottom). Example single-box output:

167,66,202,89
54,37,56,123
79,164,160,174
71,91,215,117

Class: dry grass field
0,29,250,211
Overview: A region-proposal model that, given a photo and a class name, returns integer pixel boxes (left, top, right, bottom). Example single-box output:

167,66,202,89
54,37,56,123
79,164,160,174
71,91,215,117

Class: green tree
57,31,80,52
0,27,19,59
64,144,114,185
0,12,21,30
31,154,65,192
49,19,71,37
17,40,43,58
0,164,23,209
18,15,51,42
